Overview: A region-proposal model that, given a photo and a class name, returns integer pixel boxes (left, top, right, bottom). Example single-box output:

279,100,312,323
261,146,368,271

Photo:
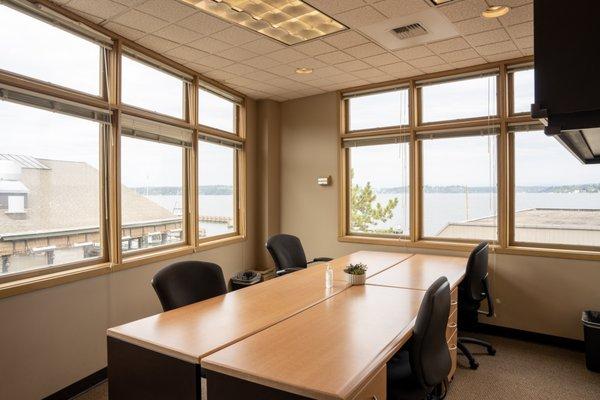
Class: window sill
197,234,245,251
115,245,195,272
0,262,111,300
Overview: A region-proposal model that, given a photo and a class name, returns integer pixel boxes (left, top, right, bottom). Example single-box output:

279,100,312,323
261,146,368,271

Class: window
120,135,185,253
0,100,102,276
421,134,498,241
198,88,237,133
512,68,534,114
121,55,185,119
198,140,237,238
514,130,600,248
420,75,498,123
347,89,409,132
0,4,102,95
348,140,410,236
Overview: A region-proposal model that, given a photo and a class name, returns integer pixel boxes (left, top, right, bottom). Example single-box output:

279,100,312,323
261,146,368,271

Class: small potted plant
343,263,368,285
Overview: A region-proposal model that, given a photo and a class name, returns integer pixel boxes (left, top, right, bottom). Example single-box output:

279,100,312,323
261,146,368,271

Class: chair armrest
309,257,333,263
276,267,303,276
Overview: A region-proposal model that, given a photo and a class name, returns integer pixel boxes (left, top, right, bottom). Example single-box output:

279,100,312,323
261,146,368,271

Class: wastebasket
231,270,261,291
583,310,600,372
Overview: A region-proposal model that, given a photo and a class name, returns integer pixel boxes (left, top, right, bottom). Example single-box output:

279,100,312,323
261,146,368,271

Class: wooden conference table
107,251,467,400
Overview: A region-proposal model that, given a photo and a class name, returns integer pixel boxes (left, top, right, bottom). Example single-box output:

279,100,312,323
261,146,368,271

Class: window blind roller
417,126,501,140
198,133,243,150
342,85,409,99
416,68,499,88
0,83,111,124
2,0,113,48
508,121,544,132
342,134,410,148
121,115,193,147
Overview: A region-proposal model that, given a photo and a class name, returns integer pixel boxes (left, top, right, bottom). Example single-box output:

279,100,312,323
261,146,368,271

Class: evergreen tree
350,170,399,233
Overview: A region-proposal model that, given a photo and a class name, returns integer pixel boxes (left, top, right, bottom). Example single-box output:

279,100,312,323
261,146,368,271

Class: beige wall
0,99,258,400
280,92,600,341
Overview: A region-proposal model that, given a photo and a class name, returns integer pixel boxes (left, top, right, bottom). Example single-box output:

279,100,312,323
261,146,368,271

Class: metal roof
0,154,49,169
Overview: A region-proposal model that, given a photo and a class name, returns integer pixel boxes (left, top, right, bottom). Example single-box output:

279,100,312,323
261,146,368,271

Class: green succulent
343,263,368,275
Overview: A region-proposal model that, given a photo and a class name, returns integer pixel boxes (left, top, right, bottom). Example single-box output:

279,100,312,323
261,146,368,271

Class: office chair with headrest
387,277,452,400
151,261,227,312
266,234,333,276
458,242,496,370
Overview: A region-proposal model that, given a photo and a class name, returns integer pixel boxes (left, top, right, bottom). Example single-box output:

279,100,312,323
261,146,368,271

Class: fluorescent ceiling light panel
182,0,346,45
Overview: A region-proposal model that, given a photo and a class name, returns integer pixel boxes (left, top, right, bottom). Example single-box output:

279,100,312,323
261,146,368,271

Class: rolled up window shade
121,115,193,147
0,83,111,124
417,126,500,140
198,133,243,150
342,134,410,148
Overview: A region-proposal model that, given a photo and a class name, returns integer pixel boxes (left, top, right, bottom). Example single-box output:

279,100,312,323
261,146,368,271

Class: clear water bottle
325,263,333,289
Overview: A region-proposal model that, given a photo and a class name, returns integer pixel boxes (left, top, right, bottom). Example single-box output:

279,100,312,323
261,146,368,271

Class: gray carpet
75,334,600,400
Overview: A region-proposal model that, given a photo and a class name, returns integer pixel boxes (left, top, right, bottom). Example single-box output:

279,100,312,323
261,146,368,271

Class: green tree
350,170,399,233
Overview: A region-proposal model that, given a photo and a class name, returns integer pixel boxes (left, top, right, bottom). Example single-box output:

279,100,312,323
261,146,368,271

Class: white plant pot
346,273,366,285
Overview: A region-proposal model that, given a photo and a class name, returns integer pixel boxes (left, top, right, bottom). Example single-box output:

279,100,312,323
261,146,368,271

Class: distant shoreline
376,184,600,194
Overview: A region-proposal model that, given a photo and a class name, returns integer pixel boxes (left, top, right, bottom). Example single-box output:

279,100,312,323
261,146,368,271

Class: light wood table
106,251,413,400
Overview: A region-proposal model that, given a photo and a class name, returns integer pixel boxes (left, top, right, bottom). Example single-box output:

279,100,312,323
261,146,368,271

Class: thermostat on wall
317,176,332,186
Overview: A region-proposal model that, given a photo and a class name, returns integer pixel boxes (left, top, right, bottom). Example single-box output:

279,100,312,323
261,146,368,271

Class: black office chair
151,261,227,312
266,234,332,276
387,277,452,400
457,242,496,370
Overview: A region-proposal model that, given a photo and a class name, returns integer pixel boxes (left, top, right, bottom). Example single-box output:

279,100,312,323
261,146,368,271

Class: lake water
144,192,600,238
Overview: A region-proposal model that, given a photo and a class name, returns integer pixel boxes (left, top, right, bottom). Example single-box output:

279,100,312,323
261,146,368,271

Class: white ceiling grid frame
49,0,533,101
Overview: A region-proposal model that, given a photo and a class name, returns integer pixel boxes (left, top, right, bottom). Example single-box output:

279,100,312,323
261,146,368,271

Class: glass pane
0,5,101,95
514,131,600,247
348,90,409,131
120,137,184,252
422,135,498,240
421,76,497,123
198,141,236,238
513,69,534,114
121,55,184,119
0,101,100,276
349,143,410,236
198,89,237,133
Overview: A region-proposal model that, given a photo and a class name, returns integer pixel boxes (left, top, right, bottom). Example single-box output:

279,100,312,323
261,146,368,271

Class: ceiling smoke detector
391,23,428,40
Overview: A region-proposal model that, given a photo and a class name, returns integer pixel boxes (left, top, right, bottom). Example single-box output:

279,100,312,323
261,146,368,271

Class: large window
512,68,534,114
347,89,409,132
0,101,102,276
421,134,498,241
198,88,237,133
120,135,185,253
121,55,185,119
348,140,410,236
197,140,237,239
0,4,102,95
514,130,600,248
420,75,498,123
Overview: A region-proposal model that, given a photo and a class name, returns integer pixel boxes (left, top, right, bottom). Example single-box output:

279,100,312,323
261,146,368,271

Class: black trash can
231,270,261,291
583,310,600,372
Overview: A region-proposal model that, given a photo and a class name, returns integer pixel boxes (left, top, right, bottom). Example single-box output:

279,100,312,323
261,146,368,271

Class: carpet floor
75,334,600,400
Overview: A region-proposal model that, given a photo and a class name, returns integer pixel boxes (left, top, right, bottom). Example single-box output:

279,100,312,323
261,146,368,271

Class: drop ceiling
51,0,533,102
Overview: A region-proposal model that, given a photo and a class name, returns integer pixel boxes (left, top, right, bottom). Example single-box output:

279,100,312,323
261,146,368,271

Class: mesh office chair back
410,276,452,390
151,261,227,311
266,234,308,271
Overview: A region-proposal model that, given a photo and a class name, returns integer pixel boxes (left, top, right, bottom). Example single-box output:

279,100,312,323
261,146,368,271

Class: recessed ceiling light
181,0,346,46
482,5,510,18
295,67,313,74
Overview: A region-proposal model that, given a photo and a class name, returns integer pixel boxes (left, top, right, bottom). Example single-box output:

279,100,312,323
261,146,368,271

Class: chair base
457,336,496,370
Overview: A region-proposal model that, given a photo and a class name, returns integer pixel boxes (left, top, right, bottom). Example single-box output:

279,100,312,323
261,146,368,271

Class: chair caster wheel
488,347,497,356
469,361,479,370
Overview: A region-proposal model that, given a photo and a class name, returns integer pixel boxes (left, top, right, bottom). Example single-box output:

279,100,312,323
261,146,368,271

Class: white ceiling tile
112,0,146,6
187,37,233,53
439,0,488,22
514,35,533,49
242,39,286,55
366,74,397,83
409,55,446,68
244,70,282,83
177,12,230,35
499,4,533,26
440,48,480,63
304,0,367,15
182,62,210,73
466,28,510,47
455,16,501,35
268,64,300,77
218,47,258,62
315,50,355,64
102,21,146,40
210,26,262,45
344,43,386,58
67,0,127,20
379,62,420,77
111,9,168,33
222,63,258,76
475,40,518,56
521,47,533,56
294,40,338,56
204,70,238,82
352,68,387,79
153,24,201,43
165,45,209,63
451,57,487,68
323,31,369,49
494,0,532,8
372,0,430,18
336,59,371,72
290,58,328,69
268,48,306,63
506,21,533,39
310,66,345,78
334,6,387,27
135,0,196,23
484,50,524,62
136,35,180,53
420,63,454,74
243,55,281,69
427,37,471,54
363,52,401,67
195,54,235,69
394,45,435,60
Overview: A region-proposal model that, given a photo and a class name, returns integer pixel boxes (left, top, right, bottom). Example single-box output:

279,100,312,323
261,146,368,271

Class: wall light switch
317,176,332,186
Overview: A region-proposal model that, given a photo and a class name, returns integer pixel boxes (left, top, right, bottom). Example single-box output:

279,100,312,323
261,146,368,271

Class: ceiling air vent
391,23,428,40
